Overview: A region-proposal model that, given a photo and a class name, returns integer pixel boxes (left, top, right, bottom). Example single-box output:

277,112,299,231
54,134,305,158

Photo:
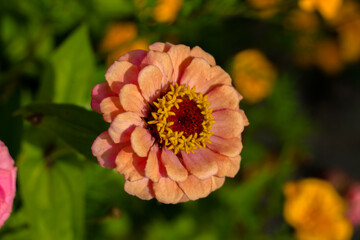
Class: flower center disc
167,98,204,137
147,84,215,154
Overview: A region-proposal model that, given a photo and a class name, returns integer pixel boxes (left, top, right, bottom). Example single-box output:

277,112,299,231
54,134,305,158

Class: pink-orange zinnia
91,42,248,204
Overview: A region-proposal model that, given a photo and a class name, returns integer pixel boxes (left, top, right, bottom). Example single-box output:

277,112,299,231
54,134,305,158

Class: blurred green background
0,0,359,239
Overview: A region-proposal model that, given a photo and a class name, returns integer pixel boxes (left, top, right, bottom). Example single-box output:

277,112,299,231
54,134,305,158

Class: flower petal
207,85,241,111
91,83,117,113
115,145,146,181
239,109,249,126
181,148,218,180
207,65,232,92
117,49,148,67
178,175,212,200
145,144,163,182
99,96,124,122
213,153,232,178
167,44,191,83
138,65,163,102
124,178,154,200
180,57,211,94
92,131,127,169
141,50,173,87
105,61,139,94
161,147,188,182
109,112,144,143
190,46,216,66
226,155,241,178
207,135,243,157
153,177,184,204
130,126,154,157
212,110,244,139
149,42,173,52
119,84,148,117
178,194,190,203
211,176,225,191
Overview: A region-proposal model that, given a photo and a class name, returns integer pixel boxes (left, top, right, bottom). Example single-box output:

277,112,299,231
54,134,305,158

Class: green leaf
45,24,96,107
18,103,108,159
18,142,85,240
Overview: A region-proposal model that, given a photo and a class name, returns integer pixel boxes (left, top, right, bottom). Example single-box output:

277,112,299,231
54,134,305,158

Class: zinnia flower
0,140,17,227
91,42,248,204
283,178,353,240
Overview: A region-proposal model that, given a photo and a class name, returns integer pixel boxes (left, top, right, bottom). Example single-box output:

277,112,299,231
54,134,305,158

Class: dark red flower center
167,98,204,137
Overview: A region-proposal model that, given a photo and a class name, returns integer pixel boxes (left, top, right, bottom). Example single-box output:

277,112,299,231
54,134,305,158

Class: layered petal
91,83,117,113
226,155,241,178
181,148,218,180
92,131,127,168
190,46,216,66
149,42,173,52
161,148,188,182
99,96,124,122
207,65,232,92
212,152,232,178
115,146,146,181
117,49,148,67
138,65,163,102
130,126,154,157
167,44,191,83
124,178,154,200
105,61,139,93
207,135,243,157
239,109,250,126
207,85,241,111
119,84,148,117
212,110,244,139
178,175,212,200
211,176,225,191
153,177,184,204
145,144,163,182
109,112,144,143
141,50,173,87
180,57,211,94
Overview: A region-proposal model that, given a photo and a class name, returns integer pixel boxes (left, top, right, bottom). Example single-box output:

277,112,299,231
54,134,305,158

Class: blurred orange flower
135,0,183,23
232,49,277,104
286,10,319,33
153,0,183,23
299,0,343,20
100,22,138,52
315,39,343,75
100,22,148,66
283,178,353,240
247,0,282,18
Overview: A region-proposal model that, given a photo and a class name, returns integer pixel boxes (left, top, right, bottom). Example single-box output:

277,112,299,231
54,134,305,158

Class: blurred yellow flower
232,49,277,104
247,0,282,18
315,39,343,75
153,0,183,23
283,178,353,240
100,22,138,52
299,0,343,20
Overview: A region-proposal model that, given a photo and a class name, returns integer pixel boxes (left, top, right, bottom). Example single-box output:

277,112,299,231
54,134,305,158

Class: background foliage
0,0,359,239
